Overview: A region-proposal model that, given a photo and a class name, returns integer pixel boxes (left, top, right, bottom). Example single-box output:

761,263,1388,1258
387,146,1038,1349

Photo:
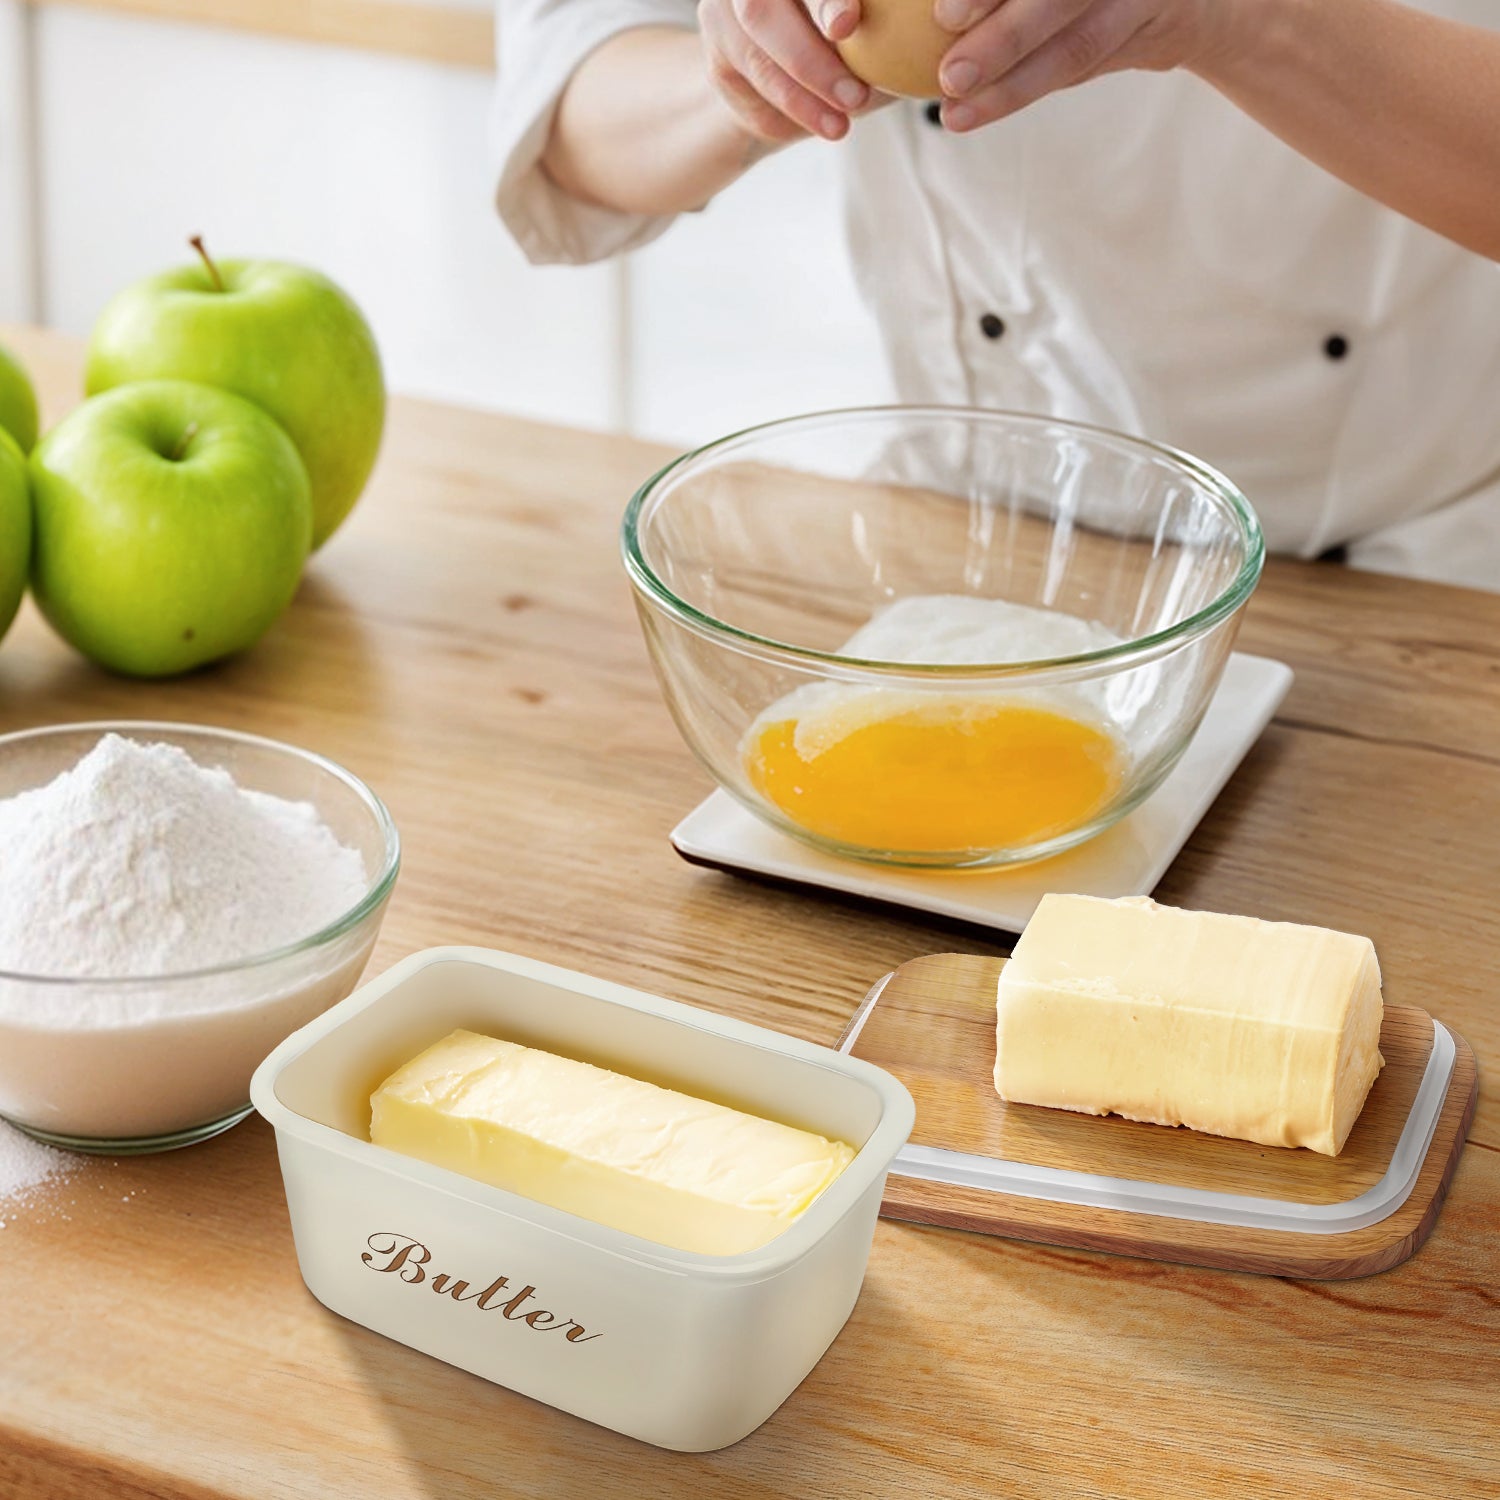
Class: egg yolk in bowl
745,692,1123,855
736,596,1130,857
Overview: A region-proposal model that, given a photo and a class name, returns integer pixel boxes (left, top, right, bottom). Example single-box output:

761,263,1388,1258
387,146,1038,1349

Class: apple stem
170,422,199,462
188,235,224,293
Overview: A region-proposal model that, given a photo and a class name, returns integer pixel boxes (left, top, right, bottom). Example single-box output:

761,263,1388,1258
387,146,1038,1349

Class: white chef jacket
493,0,1500,591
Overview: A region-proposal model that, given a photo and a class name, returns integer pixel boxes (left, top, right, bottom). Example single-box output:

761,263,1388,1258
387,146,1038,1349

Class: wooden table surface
0,325,1496,1500
19,0,494,71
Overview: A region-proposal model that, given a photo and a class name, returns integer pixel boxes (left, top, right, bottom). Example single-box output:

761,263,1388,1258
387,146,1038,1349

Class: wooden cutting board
841,954,1478,1279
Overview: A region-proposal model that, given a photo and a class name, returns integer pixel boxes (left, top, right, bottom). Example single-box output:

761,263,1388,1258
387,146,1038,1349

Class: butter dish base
251,947,914,1451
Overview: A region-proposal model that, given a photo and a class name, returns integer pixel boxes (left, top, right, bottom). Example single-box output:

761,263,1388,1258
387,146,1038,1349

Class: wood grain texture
20,0,494,70
0,326,1497,1498
846,953,1478,1277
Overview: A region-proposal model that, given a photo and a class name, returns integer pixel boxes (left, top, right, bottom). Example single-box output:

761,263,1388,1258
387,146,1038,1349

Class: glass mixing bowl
623,407,1264,869
0,722,400,1153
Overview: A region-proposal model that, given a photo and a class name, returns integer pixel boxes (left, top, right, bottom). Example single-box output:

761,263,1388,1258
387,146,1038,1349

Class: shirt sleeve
493,0,698,265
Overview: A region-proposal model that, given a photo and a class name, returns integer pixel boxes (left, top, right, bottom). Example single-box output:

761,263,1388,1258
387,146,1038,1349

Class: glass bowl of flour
0,722,400,1151
624,406,1264,868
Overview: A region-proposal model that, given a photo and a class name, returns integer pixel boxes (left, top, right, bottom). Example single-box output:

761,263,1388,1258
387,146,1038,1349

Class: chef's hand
935,0,1235,131
698,0,873,143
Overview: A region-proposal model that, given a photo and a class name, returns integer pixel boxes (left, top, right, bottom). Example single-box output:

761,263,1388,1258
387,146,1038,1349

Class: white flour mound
0,734,368,980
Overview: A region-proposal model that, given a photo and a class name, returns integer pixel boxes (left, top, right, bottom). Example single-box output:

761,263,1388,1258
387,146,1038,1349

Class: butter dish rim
251,946,916,1283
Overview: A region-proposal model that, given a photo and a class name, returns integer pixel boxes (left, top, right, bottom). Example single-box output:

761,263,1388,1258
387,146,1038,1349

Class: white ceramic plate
670,652,1294,935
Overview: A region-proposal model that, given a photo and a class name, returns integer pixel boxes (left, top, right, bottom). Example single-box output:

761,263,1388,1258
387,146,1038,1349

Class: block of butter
993,895,1385,1156
370,1030,856,1255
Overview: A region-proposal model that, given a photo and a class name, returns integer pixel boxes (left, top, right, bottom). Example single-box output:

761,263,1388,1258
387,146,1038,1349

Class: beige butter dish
250,947,914,1451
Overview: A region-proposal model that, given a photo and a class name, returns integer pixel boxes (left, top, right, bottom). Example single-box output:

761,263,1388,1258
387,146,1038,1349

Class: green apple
0,428,30,643
0,341,39,453
84,241,383,549
29,380,312,677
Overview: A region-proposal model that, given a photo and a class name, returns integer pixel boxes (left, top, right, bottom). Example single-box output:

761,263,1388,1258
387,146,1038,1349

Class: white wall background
10,3,889,445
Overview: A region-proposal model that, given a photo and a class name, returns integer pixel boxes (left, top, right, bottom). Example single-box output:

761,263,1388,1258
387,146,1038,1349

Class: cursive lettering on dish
360,1232,602,1343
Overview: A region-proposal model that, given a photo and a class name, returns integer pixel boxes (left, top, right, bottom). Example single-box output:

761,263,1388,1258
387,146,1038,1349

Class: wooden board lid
843,953,1478,1278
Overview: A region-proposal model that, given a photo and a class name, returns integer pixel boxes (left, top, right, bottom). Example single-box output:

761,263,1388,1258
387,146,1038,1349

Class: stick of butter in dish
993,895,1385,1156
370,1030,856,1255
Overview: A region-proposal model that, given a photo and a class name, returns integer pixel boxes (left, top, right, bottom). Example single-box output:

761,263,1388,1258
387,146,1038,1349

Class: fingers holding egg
833,0,956,96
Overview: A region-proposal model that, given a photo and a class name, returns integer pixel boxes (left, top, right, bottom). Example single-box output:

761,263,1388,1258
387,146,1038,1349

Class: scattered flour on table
0,734,368,981
0,1117,79,1222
